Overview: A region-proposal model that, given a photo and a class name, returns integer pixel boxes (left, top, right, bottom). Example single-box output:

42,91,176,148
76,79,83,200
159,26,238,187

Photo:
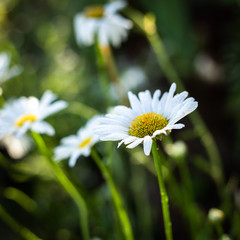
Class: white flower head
74,0,133,47
0,90,67,139
0,134,32,159
54,116,100,167
95,83,198,156
0,52,22,85
120,66,147,91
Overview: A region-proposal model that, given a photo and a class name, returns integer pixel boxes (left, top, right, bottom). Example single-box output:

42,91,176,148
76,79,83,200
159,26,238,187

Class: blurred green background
1,0,240,239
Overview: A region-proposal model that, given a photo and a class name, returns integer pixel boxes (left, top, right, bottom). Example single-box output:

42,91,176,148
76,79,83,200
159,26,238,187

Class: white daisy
95,83,198,156
0,52,22,85
74,0,133,47
54,116,100,167
0,91,67,139
0,134,32,159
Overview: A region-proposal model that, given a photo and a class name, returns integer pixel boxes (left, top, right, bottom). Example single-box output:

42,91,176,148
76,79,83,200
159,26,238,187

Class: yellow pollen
84,5,104,18
15,114,37,127
78,137,92,148
129,112,168,138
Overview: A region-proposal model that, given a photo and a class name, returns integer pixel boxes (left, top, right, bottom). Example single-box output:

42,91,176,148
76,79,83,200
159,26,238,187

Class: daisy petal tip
143,136,152,156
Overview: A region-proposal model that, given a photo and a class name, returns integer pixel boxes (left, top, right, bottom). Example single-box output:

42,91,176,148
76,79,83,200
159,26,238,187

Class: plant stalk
0,204,42,240
151,141,173,240
91,148,134,240
31,132,90,240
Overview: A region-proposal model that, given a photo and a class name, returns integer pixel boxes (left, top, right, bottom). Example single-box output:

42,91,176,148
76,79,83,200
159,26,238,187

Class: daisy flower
74,0,133,47
54,116,100,167
0,52,22,85
0,91,67,139
0,134,32,159
95,83,198,156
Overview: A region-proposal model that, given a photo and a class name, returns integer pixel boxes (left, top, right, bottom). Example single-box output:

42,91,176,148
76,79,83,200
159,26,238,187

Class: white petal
169,100,198,125
98,21,109,46
152,90,161,112
128,91,143,114
81,148,91,157
100,132,128,141
162,83,176,117
31,121,55,136
40,100,67,119
105,0,127,15
74,14,97,46
117,136,138,148
15,123,31,138
143,136,152,156
166,123,185,130
152,129,167,138
126,138,143,149
138,90,152,113
114,106,135,122
54,146,74,161
69,151,81,167
158,92,168,114
61,135,79,146
5,65,22,81
40,91,57,109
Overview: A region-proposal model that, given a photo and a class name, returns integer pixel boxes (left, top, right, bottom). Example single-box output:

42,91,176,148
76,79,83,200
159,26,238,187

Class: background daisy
95,83,198,156
0,52,22,85
74,0,133,47
0,90,67,139
54,116,100,167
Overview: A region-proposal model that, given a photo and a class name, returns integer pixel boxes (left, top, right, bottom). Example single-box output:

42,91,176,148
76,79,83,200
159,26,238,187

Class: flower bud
208,208,224,223
165,141,187,160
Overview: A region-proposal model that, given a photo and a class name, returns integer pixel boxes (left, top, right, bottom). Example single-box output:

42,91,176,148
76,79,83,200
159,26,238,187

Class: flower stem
91,148,134,240
0,88,5,107
31,132,90,240
97,43,127,104
0,203,42,240
94,41,112,107
151,141,173,240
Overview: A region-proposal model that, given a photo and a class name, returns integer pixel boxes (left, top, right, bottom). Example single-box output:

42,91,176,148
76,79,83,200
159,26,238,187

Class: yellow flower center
84,5,104,18
78,137,92,148
129,112,168,138
15,114,37,127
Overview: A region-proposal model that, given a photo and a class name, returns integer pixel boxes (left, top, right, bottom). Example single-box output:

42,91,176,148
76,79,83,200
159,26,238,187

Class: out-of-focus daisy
0,52,22,85
95,83,198,156
0,91,67,139
54,116,100,167
74,0,133,47
0,134,32,159
120,66,146,91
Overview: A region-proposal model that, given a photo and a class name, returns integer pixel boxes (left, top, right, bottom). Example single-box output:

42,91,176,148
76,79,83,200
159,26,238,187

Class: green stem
0,89,5,107
91,148,134,240
215,222,223,238
125,7,224,191
0,204,42,240
31,132,90,240
130,163,153,239
97,43,127,104
151,142,173,240
94,41,112,107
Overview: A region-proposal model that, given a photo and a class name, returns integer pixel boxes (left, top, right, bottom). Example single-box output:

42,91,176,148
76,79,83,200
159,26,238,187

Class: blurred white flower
164,140,187,159
194,53,222,83
0,52,22,85
208,208,224,223
0,91,67,139
0,134,32,159
95,83,198,156
120,66,147,91
74,0,133,47
54,116,100,167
